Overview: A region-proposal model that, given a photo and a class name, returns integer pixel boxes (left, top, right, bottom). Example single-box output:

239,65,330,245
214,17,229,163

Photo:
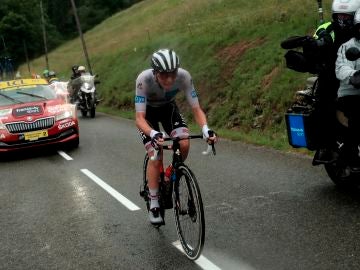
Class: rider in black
282,0,360,164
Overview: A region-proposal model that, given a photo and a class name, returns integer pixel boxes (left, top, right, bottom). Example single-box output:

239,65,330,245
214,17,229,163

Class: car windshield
0,85,57,107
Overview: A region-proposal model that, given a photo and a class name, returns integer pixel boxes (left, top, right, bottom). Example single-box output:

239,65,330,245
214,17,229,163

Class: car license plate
24,130,48,141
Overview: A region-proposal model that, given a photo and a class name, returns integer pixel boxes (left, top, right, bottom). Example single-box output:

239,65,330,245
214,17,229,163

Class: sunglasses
157,70,178,80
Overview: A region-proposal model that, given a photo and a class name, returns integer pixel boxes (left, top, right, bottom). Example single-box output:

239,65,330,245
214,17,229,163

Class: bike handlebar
150,134,216,161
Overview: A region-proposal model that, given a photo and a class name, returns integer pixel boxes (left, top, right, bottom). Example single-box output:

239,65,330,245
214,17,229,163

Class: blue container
286,114,307,148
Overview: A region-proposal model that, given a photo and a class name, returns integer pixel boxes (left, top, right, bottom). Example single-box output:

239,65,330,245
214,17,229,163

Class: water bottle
164,164,172,182
163,164,173,209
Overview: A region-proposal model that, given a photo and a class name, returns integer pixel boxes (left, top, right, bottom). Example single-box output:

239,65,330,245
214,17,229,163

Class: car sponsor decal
13,105,43,117
23,130,48,141
135,95,145,103
58,121,75,130
47,105,65,114
0,79,48,90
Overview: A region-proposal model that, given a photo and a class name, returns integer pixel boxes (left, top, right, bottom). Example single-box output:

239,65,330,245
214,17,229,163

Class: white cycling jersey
336,37,360,97
135,68,200,112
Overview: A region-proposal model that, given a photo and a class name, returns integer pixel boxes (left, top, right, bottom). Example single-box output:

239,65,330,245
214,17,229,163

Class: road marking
58,151,73,160
81,169,140,211
172,241,222,270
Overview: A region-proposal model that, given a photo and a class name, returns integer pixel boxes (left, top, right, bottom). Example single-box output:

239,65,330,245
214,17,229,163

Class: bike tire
90,94,96,118
173,164,205,260
81,109,87,117
90,107,96,118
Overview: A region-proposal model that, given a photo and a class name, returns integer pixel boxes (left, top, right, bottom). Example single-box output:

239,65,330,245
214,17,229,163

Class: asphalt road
1,112,360,270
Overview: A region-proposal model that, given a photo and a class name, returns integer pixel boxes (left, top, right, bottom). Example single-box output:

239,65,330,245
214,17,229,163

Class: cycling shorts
138,102,189,152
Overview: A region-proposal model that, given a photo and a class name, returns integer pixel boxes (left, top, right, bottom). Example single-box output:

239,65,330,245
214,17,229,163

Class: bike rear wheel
173,164,205,260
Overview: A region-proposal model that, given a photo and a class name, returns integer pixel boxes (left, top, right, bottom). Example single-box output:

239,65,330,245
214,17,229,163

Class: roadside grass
20,0,332,154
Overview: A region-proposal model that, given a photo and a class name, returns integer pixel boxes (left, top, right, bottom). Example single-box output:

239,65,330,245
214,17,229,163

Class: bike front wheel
173,164,205,260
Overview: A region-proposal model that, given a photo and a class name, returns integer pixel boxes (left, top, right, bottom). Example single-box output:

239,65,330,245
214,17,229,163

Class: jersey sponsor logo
137,83,143,90
191,89,198,98
135,95,145,103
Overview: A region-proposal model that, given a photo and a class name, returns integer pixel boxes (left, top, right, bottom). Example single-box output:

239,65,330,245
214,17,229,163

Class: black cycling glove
150,132,163,149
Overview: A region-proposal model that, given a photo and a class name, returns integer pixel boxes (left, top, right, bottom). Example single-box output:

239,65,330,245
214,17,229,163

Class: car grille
5,117,55,133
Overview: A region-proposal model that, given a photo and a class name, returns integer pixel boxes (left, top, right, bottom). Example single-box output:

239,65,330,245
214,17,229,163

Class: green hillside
19,0,333,150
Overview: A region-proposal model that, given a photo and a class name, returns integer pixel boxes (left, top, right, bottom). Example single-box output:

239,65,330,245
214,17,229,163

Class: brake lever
203,130,216,155
150,148,159,161
202,143,216,156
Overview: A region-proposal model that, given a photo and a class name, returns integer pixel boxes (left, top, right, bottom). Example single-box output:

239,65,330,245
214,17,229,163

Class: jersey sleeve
181,69,200,108
135,72,147,112
335,42,357,81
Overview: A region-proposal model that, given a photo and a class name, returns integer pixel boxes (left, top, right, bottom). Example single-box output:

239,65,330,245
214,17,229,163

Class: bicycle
139,133,216,260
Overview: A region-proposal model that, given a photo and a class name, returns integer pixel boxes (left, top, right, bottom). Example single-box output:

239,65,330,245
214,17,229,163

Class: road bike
139,134,216,260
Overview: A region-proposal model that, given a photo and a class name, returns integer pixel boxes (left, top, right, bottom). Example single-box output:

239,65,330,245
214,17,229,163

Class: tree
0,0,143,66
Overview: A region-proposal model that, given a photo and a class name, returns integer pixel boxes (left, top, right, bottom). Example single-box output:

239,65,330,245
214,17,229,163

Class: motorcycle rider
77,66,86,76
283,0,360,164
135,48,217,225
46,71,59,84
42,69,49,79
335,8,360,170
70,65,79,80
69,65,86,102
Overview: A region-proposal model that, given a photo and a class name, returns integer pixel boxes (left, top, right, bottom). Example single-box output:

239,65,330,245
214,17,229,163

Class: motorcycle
69,72,100,118
282,36,360,187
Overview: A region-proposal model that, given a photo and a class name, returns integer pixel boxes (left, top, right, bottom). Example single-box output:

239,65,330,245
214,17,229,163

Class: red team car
0,78,79,152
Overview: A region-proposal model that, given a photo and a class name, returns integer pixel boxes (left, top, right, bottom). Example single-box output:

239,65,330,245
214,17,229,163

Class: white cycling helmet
332,0,360,30
151,49,179,73
354,7,360,24
77,66,86,72
353,8,360,39
332,0,360,14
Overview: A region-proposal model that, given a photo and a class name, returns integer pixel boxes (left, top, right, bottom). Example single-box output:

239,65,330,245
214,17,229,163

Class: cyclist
135,48,217,225
47,71,59,84
42,69,49,79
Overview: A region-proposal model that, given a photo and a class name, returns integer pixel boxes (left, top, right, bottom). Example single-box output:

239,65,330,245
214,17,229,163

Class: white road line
172,241,222,270
58,151,73,160
81,169,140,211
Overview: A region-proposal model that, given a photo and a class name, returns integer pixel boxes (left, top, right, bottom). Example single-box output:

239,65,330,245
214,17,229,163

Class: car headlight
56,110,73,121
0,108,12,117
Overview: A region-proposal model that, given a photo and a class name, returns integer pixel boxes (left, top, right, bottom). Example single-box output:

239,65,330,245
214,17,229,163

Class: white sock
149,188,160,209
